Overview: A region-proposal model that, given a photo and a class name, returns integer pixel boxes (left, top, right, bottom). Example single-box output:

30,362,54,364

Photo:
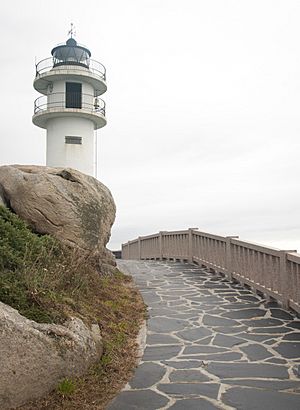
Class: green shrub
0,205,93,323
57,378,76,397
0,206,58,271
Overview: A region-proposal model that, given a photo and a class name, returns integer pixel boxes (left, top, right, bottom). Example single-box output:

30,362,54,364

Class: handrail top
193,230,227,242
140,234,159,240
287,252,300,263
127,239,139,245
230,237,292,256
140,229,225,241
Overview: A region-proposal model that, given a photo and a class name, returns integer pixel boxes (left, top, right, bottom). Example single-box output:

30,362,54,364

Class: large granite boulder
0,165,116,271
0,185,6,207
0,301,102,409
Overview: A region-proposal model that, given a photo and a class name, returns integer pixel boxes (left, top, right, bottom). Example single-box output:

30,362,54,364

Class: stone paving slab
108,261,300,409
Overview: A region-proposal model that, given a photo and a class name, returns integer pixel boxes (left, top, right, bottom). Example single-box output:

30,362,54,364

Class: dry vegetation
0,206,147,409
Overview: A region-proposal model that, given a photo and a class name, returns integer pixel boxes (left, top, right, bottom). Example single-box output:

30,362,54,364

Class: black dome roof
66,38,77,47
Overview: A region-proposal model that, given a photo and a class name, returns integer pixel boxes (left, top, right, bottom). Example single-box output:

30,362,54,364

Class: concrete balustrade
122,229,300,313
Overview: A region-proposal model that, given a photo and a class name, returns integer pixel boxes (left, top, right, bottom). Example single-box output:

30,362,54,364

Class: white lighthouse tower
32,31,106,176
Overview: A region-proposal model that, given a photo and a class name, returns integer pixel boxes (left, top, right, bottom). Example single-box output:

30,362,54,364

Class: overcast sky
1,0,300,251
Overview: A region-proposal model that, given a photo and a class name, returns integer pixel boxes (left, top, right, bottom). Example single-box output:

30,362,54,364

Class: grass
57,379,76,397
0,205,90,323
0,205,147,409
20,270,146,409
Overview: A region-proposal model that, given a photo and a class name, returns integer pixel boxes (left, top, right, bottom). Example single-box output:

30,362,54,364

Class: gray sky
1,0,300,251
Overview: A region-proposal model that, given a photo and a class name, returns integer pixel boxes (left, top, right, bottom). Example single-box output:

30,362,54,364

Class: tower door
66,82,82,109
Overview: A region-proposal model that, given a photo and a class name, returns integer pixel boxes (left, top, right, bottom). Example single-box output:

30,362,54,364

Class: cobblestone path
108,260,300,410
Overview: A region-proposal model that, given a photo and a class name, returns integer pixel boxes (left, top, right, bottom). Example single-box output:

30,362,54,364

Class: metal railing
122,229,300,313
35,57,106,81
34,92,105,116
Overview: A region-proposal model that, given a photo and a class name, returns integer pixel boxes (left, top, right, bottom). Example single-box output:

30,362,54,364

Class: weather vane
68,23,76,38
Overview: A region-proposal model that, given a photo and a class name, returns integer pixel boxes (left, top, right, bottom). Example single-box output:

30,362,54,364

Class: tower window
65,82,82,108
65,136,82,144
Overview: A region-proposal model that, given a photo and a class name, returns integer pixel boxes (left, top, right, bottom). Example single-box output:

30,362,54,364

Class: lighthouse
32,32,107,177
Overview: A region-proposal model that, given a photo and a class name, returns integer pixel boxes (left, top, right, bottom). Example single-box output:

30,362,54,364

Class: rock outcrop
0,165,116,271
0,301,102,409
0,185,6,207
0,165,116,407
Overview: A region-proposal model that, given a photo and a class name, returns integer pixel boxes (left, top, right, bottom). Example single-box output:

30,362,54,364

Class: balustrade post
128,241,131,260
279,250,297,309
138,237,141,260
159,231,164,260
225,236,239,281
188,228,197,264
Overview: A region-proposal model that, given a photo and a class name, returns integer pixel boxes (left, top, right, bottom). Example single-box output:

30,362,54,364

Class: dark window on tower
65,136,82,144
66,82,82,109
